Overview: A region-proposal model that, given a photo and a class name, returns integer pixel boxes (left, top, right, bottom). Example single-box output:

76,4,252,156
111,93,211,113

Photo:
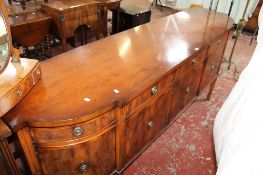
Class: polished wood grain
0,120,11,141
30,110,115,144
0,59,41,118
0,120,20,175
3,9,233,131
9,11,52,47
36,125,116,175
41,0,101,51
245,0,263,32
199,32,229,93
125,89,170,163
2,9,233,175
17,127,42,174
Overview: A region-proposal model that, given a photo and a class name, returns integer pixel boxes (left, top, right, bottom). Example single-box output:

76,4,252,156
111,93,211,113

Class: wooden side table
0,120,20,175
9,12,52,59
41,0,101,51
98,0,120,36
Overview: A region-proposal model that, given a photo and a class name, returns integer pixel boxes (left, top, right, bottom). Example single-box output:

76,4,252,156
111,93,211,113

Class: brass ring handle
151,86,158,95
148,121,154,128
79,162,89,173
185,86,190,94
17,90,23,97
73,126,84,136
217,40,221,45
192,58,197,65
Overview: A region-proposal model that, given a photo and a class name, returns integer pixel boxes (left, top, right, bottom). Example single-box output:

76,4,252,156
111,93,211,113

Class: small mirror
0,10,10,74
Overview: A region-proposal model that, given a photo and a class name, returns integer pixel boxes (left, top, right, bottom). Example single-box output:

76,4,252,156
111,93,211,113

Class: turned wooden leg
207,78,217,100
17,128,41,175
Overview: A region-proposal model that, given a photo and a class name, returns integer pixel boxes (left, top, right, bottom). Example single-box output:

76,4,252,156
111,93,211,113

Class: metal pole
228,0,251,70
209,0,215,10
228,0,234,16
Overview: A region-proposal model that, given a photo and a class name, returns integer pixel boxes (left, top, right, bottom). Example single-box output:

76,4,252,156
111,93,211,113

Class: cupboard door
169,59,205,121
125,91,170,163
36,127,116,175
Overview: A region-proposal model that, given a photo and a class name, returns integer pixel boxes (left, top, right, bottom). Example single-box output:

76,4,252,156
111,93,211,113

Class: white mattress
214,7,263,174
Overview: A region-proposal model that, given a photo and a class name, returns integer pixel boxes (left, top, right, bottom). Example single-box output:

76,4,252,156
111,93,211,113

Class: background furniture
245,0,263,32
0,120,20,175
9,11,52,60
99,0,121,36
117,5,151,32
3,9,233,175
0,1,41,174
41,0,101,51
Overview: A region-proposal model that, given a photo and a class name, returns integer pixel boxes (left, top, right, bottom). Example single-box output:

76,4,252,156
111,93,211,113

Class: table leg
112,7,120,34
207,78,217,100
62,38,67,52
102,7,108,37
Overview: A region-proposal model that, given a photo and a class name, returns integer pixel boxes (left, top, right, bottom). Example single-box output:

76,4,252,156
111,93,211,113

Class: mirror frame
0,1,13,75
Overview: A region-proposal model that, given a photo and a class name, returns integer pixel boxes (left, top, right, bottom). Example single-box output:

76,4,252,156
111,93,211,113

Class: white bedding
214,6,263,175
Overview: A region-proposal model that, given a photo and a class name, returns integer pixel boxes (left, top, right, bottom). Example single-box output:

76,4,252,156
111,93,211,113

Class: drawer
207,32,228,57
30,111,115,143
0,73,34,117
125,90,170,163
199,45,225,91
36,127,116,175
126,72,176,117
179,61,204,105
179,49,207,77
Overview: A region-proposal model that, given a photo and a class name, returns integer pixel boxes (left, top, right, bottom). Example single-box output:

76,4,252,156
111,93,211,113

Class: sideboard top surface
4,9,233,130
41,0,99,11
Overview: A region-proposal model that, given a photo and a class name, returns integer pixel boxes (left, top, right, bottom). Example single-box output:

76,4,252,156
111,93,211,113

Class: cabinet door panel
200,45,225,91
125,91,170,163
36,127,116,175
169,60,204,121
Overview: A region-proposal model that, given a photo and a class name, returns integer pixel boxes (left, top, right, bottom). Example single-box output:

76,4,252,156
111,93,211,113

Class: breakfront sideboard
3,9,233,175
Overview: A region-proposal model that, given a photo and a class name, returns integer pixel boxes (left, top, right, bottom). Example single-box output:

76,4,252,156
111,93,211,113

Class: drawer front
200,44,226,91
125,90,170,163
126,72,176,117
30,111,115,143
180,61,204,105
36,127,116,175
179,49,207,77
207,32,228,57
168,55,205,122
0,72,34,117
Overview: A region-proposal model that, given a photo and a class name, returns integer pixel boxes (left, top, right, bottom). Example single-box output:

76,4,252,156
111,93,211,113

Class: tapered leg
207,78,217,100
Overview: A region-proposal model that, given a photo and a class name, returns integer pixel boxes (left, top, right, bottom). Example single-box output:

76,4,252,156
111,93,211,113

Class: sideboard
3,9,233,174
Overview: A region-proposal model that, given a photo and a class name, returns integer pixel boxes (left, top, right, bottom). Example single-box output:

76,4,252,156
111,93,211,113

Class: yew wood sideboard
3,9,233,175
